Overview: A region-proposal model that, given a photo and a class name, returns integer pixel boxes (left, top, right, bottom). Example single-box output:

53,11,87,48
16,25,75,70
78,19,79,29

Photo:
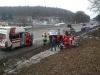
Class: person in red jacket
64,35,69,48
25,33,30,46
56,35,61,48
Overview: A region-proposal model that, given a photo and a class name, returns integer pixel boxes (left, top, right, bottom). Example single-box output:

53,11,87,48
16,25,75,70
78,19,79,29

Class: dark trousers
51,45,56,51
26,39,30,46
62,38,64,45
69,40,73,48
56,41,60,47
43,40,47,46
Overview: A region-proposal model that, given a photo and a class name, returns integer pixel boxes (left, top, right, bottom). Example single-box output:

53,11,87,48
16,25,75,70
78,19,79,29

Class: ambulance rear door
9,33,20,48
19,32,26,45
0,33,7,48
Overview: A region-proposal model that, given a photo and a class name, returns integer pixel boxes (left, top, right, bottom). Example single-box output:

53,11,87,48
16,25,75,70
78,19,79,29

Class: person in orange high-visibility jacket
25,33,30,46
62,32,67,45
62,33,66,39
69,34,74,47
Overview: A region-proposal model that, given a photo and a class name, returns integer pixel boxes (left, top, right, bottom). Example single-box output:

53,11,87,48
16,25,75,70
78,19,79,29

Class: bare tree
0,6,74,22
20,16,27,27
72,11,90,23
88,0,100,13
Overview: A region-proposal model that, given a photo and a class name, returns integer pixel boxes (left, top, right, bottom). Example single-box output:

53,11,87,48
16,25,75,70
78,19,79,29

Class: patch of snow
5,48,60,74
83,35,88,39
95,37,99,39
89,37,92,39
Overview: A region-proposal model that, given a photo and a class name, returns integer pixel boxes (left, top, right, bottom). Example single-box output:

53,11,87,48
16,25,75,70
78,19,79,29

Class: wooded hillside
0,6,74,20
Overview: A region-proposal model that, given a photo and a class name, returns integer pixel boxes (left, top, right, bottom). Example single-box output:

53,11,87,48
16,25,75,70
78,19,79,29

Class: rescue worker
85,27,89,33
62,32,67,45
64,35,69,48
25,32,30,46
51,36,56,51
42,32,47,46
56,35,61,48
69,33,74,48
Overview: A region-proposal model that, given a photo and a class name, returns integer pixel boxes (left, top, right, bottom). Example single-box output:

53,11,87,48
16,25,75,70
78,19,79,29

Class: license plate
51,33,56,35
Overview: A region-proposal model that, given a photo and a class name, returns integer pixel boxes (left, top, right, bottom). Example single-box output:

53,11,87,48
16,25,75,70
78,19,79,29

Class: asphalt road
0,23,95,60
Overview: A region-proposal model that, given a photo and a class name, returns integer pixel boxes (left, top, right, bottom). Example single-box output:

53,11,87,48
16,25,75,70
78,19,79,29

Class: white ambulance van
0,26,34,50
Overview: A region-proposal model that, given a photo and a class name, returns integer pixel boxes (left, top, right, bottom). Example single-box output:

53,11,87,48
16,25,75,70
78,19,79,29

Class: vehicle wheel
9,45,14,51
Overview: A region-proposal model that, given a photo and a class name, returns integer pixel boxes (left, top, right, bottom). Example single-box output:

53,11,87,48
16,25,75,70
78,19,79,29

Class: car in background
54,23,60,26
54,23,65,26
48,29,62,42
93,24,97,26
91,23,94,25
48,29,61,37
63,27,76,36
81,24,86,31
67,24,72,28
80,23,83,24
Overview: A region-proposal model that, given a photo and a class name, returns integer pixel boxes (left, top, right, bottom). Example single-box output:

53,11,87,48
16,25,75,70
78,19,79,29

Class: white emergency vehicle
0,26,34,50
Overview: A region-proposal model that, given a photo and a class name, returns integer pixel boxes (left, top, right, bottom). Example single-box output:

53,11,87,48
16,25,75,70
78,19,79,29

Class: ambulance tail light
5,41,8,47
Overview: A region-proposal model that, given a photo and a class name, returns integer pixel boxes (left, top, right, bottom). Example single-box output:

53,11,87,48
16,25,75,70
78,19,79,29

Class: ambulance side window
9,33,19,39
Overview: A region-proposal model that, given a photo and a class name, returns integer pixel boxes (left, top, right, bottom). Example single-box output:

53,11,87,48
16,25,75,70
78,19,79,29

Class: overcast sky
0,0,97,19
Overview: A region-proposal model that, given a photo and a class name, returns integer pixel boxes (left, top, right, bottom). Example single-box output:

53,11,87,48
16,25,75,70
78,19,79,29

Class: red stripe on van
11,38,20,43
11,38,20,41
10,27,16,34
12,40,20,43
0,45,5,48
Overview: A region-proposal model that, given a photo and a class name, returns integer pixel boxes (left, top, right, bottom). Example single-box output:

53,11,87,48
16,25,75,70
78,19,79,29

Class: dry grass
15,37,100,75
88,28,100,37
